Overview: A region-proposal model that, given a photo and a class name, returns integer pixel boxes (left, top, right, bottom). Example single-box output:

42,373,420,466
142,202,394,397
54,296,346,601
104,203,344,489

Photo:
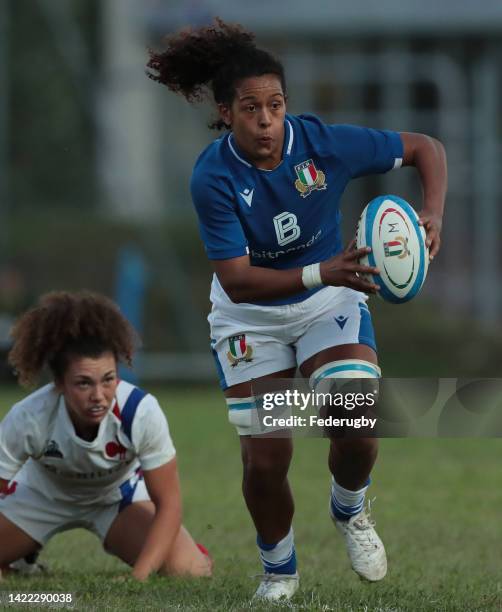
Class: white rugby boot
331,501,387,581
253,572,299,601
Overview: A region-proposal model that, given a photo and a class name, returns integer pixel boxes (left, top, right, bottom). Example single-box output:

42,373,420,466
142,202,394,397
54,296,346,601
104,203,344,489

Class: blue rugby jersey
191,113,403,306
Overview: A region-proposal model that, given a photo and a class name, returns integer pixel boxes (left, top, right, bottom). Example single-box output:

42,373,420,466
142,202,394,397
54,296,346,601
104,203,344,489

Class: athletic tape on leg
226,397,258,433
309,359,381,417
226,396,291,436
310,359,381,391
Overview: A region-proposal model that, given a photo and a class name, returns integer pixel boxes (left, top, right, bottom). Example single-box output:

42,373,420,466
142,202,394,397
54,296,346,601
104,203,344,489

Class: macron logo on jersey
239,188,254,207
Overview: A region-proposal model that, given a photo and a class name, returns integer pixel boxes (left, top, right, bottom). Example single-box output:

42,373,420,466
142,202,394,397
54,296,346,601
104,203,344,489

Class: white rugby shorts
209,286,377,390
0,472,150,546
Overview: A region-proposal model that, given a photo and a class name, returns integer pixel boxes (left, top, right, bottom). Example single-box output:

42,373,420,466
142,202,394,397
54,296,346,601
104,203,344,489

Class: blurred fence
1,1,501,380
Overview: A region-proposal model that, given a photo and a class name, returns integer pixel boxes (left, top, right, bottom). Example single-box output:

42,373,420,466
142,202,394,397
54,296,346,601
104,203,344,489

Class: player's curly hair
146,18,286,130
8,291,138,387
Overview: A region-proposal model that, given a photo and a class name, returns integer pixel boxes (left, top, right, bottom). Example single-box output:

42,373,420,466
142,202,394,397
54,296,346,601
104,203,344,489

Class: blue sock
257,527,297,575
330,477,370,521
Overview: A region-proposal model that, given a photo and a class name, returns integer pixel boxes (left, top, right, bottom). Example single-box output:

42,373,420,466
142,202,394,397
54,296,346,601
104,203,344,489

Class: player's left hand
418,211,442,261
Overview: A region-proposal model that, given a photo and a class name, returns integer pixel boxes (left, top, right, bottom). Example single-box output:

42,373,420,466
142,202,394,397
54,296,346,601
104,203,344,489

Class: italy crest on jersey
227,334,253,367
294,159,327,198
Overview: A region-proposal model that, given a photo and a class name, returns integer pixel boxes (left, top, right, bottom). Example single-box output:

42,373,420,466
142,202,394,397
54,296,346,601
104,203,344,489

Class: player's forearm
221,266,305,303
416,139,447,217
402,133,447,216
131,499,182,580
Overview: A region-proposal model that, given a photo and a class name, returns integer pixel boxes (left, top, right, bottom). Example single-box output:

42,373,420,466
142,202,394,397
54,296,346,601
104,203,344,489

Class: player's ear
218,103,232,128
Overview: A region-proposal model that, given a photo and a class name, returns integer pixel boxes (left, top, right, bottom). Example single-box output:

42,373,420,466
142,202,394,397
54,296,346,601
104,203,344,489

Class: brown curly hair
8,291,138,387
146,18,286,130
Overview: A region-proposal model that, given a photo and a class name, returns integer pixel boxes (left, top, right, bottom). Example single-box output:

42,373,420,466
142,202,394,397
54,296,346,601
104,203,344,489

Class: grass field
0,386,502,611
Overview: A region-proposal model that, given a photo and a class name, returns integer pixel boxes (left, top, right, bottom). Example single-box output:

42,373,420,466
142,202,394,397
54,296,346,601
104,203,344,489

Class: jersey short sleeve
0,402,41,480
328,124,403,179
131,395,176,472
191,162,248,260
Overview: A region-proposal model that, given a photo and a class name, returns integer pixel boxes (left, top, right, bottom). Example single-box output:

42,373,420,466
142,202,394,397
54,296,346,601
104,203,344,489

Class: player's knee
162,555,212,578
243,452,291,480
161,530,212,578
243,458,289,485
241,440,292,489
167,549,212,577
332,436,378,460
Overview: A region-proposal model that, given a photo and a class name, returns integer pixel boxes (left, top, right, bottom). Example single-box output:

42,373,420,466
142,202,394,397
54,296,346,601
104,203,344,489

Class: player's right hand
319,243,381,294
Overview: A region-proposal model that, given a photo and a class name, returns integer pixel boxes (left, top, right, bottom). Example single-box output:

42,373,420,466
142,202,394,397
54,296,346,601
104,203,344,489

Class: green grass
1,387,502,611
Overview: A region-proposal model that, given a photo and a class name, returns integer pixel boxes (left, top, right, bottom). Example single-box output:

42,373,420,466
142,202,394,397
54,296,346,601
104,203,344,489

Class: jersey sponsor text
251,229,322,260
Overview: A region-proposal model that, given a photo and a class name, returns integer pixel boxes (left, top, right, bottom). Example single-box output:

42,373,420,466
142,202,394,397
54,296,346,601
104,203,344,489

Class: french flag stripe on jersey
121,387,147,441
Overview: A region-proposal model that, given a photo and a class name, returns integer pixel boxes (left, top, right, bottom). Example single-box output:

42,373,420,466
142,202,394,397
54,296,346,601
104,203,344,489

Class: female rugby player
0,291,211,581
147,19,446,601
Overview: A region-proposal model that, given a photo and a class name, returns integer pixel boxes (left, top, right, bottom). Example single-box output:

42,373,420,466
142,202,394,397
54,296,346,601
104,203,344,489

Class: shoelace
347,499,379,551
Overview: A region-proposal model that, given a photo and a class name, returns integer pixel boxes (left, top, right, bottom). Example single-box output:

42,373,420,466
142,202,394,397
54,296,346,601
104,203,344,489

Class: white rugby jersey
0,381,176,506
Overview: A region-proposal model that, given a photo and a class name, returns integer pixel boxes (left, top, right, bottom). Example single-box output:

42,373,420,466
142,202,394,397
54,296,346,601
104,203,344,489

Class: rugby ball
356,195,429,304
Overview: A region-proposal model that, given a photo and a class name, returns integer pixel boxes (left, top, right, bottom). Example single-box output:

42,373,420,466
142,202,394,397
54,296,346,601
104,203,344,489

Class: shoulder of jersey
293,113,364,138
115,380,152,409
290,112,325,136
288,113,336,151
293,112,323,126
192,134,229,172
10,383,60,419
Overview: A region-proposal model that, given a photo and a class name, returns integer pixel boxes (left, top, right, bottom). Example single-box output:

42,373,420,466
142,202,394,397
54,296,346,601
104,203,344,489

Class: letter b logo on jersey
273,212,301,246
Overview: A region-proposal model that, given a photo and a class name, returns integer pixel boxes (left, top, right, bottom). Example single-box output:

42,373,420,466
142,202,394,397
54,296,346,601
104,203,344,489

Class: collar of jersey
227,118,294,171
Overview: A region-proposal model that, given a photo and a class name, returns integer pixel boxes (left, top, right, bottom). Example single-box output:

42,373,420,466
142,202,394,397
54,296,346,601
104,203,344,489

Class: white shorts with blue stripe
209,286,377,390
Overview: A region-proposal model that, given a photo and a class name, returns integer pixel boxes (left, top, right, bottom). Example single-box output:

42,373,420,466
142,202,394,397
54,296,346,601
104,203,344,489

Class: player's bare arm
212,248,379,304
400,132,447,259
131,459,182,581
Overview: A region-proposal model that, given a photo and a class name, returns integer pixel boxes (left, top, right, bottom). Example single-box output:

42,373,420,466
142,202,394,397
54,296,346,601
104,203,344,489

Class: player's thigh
0,512,40,565
104,500,155,565
212,328,297,391
210,298,299,392
300,343,378,380
297,294,379,379
224,367,297,399
296,297,380,449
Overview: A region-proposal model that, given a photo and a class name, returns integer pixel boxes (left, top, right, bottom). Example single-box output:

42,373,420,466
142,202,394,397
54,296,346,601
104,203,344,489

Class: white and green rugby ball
356,195,429,304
